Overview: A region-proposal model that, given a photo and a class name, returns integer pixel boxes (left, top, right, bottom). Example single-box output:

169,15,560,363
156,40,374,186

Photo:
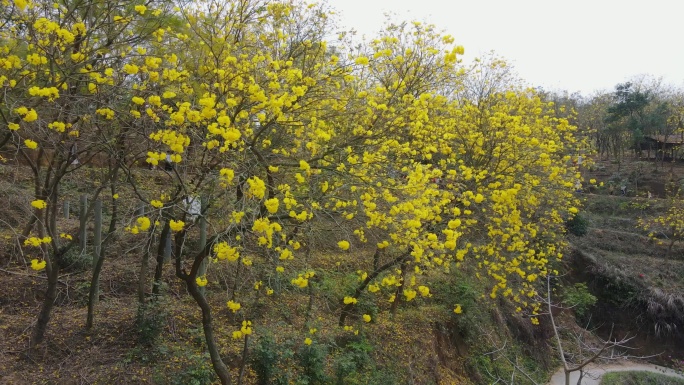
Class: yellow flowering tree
2,0,586,382
639,189,684,259
115,4,583,382
0,0,175,346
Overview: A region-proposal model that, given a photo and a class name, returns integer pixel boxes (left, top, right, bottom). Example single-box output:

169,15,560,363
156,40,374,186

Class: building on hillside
641,134,684,161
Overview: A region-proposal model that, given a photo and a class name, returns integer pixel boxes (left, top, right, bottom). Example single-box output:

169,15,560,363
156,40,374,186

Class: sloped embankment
569,232,684,364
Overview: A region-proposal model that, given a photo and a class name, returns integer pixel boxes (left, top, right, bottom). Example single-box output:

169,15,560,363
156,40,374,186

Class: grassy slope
567,158,684,365
601,371,684,385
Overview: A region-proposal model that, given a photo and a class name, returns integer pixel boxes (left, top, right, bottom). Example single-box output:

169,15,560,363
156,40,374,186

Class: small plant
252,334,296,385
296,340,329,385
135,301,168,346
566,214,589,236
151,346,216,385
562,283,597,319
333,337,373,385
171,351,215,385
61,248,93,272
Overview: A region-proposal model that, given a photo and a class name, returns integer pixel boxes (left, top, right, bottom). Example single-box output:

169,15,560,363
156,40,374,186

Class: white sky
326,0,684,96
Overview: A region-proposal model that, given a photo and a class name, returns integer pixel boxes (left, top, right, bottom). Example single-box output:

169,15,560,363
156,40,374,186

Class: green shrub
61,248,93,272
150,346,216,385
562,283,597,318
170,351,215,385
566,214,589,236
252,333,295,385
296,341,329,385
333,338,373,384
332,336,399,385
136,300,168,346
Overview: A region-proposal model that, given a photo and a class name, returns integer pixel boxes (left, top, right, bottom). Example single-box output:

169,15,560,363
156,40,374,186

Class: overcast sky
326,0,684,96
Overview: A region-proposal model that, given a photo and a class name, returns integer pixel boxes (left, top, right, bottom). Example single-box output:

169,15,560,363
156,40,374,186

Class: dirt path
547,361,684,385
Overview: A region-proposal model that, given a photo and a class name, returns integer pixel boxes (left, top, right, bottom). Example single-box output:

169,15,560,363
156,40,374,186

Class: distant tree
577,92,613,160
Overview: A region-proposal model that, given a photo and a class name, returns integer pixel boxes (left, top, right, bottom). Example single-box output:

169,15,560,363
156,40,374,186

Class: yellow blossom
264,198,279,213
24,237,42,247
247,176,266,199
227,300,241,312
31,259,47,271
241,320,252,335
169,220,184,232
403,289,417,301
418,286,430,297
24,139,38,149
196,276,208,287
136,216,151,231
123,64,139,75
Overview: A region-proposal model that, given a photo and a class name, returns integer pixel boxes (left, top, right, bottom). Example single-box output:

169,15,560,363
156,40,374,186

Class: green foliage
562,283,597,318
600,371,684,385
332,336,399,385
150,346,216,385
598,274,641,307
168,351,215,385
318,271,360,309
296,341,329,385
435,277,480,341
333,338,373,384
566,214,589,236
136,301,168,346
252,333,296,385
60,248,93,272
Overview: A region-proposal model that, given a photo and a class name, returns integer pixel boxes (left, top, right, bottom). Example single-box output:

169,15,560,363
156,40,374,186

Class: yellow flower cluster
125,216,152,234
169,220,184,232
291,271,315,288
31,199,47,209
213,242,239,262
24,236,51,247
226,300,241,313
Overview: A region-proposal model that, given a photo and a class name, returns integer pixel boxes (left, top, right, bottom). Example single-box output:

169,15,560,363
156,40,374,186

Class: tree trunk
237,334,249,385
186,278,232,385
32,262,59,347
86,199,103,329
79,194,88,254
138,232,155,305
390,259,409,315
338,251,407,326
152,222,170,297
198,197,208,296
